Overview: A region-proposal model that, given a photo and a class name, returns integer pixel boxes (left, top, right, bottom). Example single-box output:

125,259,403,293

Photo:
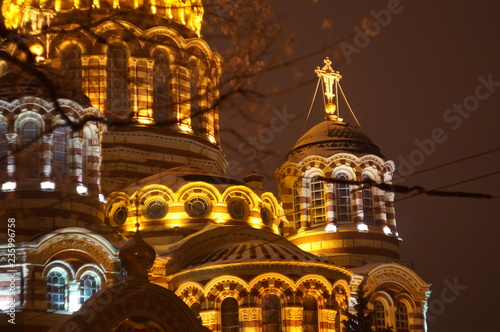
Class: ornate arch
176,181,222,204
29,228,118,271
365,263,431,302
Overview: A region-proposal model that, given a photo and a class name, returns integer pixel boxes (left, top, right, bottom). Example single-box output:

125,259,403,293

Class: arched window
205,82,215,140
47,270,67,310
373,300,386,330
362,174,375,225
303,295,318,332
0,122,7,182
396,302,410,332
189,59,200,135
293,180,301,229
19,120,40,180
311,177,325,225
53,126,69,181
106,44,129,118
335,172,351,223
79,273,99,304
61,44,82,88
152,48,170,125
221,297,239,332
262,294,281,332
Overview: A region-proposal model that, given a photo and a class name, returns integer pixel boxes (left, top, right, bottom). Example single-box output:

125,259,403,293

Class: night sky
218,1,500,331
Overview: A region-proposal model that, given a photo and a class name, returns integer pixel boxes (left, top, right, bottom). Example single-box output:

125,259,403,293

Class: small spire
315,57,343,121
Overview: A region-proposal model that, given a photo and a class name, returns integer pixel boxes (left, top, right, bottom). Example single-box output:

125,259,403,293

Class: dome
185,239,329,270
119,231,156,280
287,120,383,162
160,224,333,275
2,0,204,35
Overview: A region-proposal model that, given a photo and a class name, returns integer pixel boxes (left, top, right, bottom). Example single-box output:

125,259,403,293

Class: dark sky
219,1,500,331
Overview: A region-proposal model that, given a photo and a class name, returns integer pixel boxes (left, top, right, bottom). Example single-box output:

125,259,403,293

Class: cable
338,82,362,128
300,78,321,136
394,171,500,203
404,147,500,178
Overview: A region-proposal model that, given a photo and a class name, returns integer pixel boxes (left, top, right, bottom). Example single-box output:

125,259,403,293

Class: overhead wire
402,147,500,178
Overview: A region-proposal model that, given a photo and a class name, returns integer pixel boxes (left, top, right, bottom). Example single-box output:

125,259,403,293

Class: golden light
136,108,154,125
326,102,336,115
179,123,192,133
30,43,44,56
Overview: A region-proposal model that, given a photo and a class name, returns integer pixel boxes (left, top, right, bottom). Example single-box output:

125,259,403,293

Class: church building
0,1,430,331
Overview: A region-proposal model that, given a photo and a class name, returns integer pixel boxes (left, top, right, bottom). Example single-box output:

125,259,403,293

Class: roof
287,120,383,162
158,224,331,274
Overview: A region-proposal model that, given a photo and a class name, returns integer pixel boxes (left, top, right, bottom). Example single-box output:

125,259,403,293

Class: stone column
385,192,397,233
240,307,260,332
71,137,84,184
325,183,335,223
5,133,17,181
352,186,363,224
321,309,337,331
42,133,53,182
283,306,302,332
200,310,218,331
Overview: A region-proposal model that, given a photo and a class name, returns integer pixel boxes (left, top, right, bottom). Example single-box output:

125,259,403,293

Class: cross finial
315,57,343,121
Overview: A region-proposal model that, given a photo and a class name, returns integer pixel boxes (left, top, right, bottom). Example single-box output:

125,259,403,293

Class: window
205,82,215,139
293,180,301,229
189,59,200,134
79,274,99,304
53,126,69,181
373,300,386,330
310,177,325,224
152,48,170,125
262,294,281,332
19,120,40,180
106,44,129,118
261,207,272,226
0,122,7,182
185,197,211,218
47,270,66,310
145,199,168,219
228,198,248,221
114,206,128,225
221,297,239,332
396,302,410,332
302,296,318,332
362,174,375,225
335,172,351,222
61,44,82,88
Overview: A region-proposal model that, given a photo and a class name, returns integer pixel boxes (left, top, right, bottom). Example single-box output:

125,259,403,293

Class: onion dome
119,231,156,281
287,120,383,162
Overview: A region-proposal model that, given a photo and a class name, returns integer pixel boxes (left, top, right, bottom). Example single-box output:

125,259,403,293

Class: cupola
275,58,400,267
